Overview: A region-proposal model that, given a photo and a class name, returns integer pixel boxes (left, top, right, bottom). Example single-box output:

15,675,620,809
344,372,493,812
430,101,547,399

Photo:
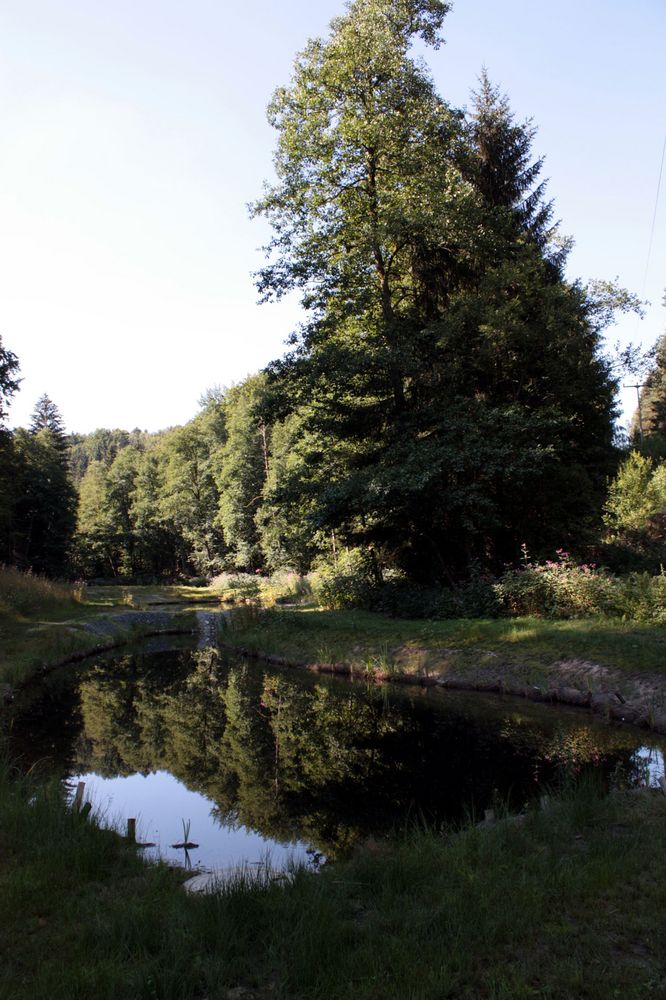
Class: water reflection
8,646,666,869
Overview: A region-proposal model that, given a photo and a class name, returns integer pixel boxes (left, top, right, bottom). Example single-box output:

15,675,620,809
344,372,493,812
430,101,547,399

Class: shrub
259,570,313,606
311,549,375,610
209,572,261,603
211,570,313,607
494,550,618,619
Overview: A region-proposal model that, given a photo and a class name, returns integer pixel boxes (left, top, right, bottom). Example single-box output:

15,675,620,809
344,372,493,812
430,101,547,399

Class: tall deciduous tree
214,375,270,571
254,0,620,581
0,337,21,560
0,335,21,426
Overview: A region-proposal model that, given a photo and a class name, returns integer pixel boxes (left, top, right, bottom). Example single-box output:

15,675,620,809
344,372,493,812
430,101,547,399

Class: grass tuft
0,564,83,618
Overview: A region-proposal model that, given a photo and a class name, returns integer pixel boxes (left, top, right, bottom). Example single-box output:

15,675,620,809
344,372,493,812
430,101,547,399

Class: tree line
0,0,662,585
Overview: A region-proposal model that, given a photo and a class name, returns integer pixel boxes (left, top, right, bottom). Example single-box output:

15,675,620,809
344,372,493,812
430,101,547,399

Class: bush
311,549,375,610
612,572,666,623
313,550,500,620
259,570,313,606
209,572,261,603
494,550,618,619
362,575,500,620
211,570,313,607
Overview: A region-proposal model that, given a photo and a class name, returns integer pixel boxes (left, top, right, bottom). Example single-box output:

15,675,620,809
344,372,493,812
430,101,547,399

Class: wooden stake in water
73,782,85,810
127,818,136,843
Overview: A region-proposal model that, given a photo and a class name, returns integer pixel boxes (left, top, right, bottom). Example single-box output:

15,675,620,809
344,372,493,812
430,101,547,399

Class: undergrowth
0,564,84,619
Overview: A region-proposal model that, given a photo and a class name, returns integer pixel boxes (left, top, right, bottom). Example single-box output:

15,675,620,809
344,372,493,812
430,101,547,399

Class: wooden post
73,782,85,810
127,817,136,843
80,802,92,820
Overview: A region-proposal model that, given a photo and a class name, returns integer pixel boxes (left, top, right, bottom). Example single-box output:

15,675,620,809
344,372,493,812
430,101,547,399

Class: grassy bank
2,755,665,999
222,605,666,678
219,606,666,733
0,569,218,689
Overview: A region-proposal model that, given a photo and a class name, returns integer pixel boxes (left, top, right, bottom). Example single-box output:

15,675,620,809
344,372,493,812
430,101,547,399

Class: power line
641,132,666,299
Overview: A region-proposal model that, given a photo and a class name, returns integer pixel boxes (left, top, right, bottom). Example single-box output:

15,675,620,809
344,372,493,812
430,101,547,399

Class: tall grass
2,749,665,999
0,564,83,618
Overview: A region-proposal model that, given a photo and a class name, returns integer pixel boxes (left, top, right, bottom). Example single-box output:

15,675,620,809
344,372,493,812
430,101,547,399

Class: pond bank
0,608,200,697
5,596,666,736
2,753,665,999
219,606,666,736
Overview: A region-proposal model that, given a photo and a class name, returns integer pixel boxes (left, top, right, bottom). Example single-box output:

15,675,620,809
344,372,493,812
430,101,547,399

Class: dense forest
0,0,663,591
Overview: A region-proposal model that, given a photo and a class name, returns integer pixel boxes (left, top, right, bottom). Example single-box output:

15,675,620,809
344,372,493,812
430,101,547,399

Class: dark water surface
7,643,665,873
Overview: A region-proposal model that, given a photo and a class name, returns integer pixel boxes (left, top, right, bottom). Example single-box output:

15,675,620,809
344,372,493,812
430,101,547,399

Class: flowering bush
494,548,618,619
495,547,666,621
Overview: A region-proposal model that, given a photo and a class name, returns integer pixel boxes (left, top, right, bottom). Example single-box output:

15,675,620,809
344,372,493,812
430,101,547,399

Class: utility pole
624,383,647,441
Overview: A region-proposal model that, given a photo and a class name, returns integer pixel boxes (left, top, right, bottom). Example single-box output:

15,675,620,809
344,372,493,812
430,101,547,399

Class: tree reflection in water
11,647,665,859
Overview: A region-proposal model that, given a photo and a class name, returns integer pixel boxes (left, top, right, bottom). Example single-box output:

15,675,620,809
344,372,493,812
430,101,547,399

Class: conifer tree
254,0,620,581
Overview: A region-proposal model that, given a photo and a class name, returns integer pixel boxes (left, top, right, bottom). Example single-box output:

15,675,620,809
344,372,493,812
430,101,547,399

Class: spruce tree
254,0,621,580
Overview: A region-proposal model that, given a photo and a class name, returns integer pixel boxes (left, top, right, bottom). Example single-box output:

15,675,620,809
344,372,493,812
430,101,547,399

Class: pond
7,638,665,876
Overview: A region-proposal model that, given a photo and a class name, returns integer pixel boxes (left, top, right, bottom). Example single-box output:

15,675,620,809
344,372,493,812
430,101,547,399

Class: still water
8,642,665,873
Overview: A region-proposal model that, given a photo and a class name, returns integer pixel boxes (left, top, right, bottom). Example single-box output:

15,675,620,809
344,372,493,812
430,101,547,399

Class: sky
0,0,664,434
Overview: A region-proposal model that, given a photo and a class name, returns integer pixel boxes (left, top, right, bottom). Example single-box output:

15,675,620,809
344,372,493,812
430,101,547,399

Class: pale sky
1,0,664,434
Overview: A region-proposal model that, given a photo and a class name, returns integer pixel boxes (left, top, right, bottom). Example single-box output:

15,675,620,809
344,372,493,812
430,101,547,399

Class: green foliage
11,426,77,576
312,549,375,610
210,570,313,607
210,572,262,602
494,549,666,623
0,334,20,427
495,550,619,619
252,0,620,583
214,375,268,570
604,451,666,533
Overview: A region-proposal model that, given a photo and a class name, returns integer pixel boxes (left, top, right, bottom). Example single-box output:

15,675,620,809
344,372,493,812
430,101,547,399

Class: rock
650,710,666,735
435,675,467,689
589,692,617,715
608,701,649,726
556,686,591,707
501,680,527,697
473,678,501,693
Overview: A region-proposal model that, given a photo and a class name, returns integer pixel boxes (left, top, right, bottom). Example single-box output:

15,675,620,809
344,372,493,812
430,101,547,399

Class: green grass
1,754,665,999
221,605,666,679
0,564,84,617
0,572,220,689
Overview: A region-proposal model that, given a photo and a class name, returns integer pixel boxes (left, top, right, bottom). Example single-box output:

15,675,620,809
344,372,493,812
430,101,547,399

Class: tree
0,335,21,426
253,0,475,412
75,460,120,577
30,394,66,442
604,451,666,534
0,337,21,558
12,426,77,575
459,70,564,267
253,0,619,581
630,294,666,455
158,421,224,575
214,375,270,571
